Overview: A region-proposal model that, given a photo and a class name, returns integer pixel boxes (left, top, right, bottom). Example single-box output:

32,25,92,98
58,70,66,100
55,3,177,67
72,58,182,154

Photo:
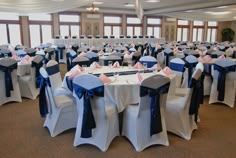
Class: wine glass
113,72,119,81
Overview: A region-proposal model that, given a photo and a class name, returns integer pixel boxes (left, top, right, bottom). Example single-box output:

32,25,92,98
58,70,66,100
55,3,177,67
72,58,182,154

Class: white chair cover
209,59,236,108
165,69,203,140
18,55,43,99
73,74,119,151
169,58,185,88
39,67,77,137
122,75,170,151
46,60,72,96
0,58,22,105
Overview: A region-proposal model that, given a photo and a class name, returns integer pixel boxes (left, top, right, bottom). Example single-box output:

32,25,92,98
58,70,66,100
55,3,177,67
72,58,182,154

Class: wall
162,17,176,42
218,21,236,42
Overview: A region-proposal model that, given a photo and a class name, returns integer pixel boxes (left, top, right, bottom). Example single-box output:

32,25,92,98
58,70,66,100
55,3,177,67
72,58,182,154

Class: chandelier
86,2,99,13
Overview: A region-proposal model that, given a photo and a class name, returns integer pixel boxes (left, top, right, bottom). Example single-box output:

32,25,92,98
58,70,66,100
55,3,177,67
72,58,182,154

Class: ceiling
0,0,236,21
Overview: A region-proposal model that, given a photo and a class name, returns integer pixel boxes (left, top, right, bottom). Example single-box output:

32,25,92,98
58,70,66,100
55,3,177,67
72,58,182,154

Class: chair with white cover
73,74,119,151
182,55,198,88
0,58,22,105
139,56,157,68
66,50,77,71
39,67,78,137
163,48,174,67
169,58,185,88
56,44,66,63
165,69,203,140
46,60,72,96
156,51,165,68
122,75,170,151
18,55,43,99
209,59,236,108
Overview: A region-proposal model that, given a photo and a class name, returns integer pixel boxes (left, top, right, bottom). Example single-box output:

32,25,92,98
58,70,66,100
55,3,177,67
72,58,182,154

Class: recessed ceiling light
146,0,160,2
51,0,64,1
185,10,193,12
93,1,104,5
205,11,230,15
234,17,236,19
124,3,135,7
217,6,228,8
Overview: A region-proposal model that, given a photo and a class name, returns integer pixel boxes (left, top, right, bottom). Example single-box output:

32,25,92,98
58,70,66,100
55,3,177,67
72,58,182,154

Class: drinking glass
108,61,113,68
113,72,119,81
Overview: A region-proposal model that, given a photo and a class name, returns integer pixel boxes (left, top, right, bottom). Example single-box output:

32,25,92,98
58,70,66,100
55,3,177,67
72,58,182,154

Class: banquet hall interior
0,0,236,158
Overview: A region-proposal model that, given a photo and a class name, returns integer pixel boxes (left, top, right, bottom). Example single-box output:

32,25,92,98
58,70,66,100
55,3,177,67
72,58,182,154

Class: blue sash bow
57,46,65,60
185,62,198,86
0,62,17,97
66,76,73,91
164,52,174,66
169,62,185,72
189,77,203,122
39,76,51,117
214,64,236,101
66,53,77,71
46,64,60,76
140,82,170,136
73,84,104,138
31,60,43,88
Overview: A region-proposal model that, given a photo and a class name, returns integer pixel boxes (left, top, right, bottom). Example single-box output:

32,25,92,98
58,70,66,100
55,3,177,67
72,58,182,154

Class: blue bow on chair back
66,53,77,71
73,84,104,138
188,76,203,123
169,62,185,72
140,82,170,136
46,64,60,76
164,52,174,67
214,62,236,101
185,61,198,86
39,76,51,117
57,45,65,60
31,59,43,88
0,61,17,97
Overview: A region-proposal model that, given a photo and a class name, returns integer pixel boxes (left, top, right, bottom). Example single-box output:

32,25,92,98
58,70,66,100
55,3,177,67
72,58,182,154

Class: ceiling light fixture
146,0,160,3
124,3,135,7
93,1,104,5
234,17,236,19
185,10,193,12
205,11,231,15
86,2,99,13
217,6,228,9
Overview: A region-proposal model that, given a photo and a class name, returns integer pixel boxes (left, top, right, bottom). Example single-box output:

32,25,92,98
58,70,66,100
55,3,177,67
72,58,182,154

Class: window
59,13,80,38
103,15,121,37
126,16,142,36
207,21,218,42
28,14,52,47
0,12,21,46
177,19,189,41
146,17,161,38
192,21,204,42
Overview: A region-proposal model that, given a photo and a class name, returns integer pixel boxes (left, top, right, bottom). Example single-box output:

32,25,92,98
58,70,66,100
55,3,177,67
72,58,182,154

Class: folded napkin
78,51,86,57
23,55,31,60
19,58,30,65
133,62,143,69
99,73,112,84
137,72,143,83
112,61,120,68
11,54,19,60
162,66,173,76
90,61,102,68
71,65,84,72
218,54,225,59
198,50,207,56
124,53,133,59
98,50,104,55
68,70,81,79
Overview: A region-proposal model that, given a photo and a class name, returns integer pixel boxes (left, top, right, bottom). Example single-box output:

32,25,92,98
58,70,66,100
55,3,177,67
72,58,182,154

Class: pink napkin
99,73,112,84
90,46,95,51
112,61,120,68
133,62,143,69
19,59,30,65
198,50,207,56
90,62,102,68
162,66,173,76
78,51,86,57
98,50,104,55
137,73,143,83
68,70,81,79
218,54,225,59
124,53,133,59
70,65,84,72
23,55,31,60
11,54,18,60
203,55,212,62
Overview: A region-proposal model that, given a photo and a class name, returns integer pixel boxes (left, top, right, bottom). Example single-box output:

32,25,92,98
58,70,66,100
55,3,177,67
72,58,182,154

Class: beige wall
20,16,30,47
218,21,236,42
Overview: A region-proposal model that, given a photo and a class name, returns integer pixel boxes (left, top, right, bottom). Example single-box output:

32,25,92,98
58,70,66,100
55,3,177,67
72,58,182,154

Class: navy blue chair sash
57,46,65,60
214,64,236,101
66,53,77,71
140,82,170,136
46,64,60,76
185,62,198,86
0,63,17,97
31,60,43,88
73,84,104,138
164,52,174,66
66,76,73,92
169,62,185,72
39,76,51,117
189,77,203,122
45,48,55,60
